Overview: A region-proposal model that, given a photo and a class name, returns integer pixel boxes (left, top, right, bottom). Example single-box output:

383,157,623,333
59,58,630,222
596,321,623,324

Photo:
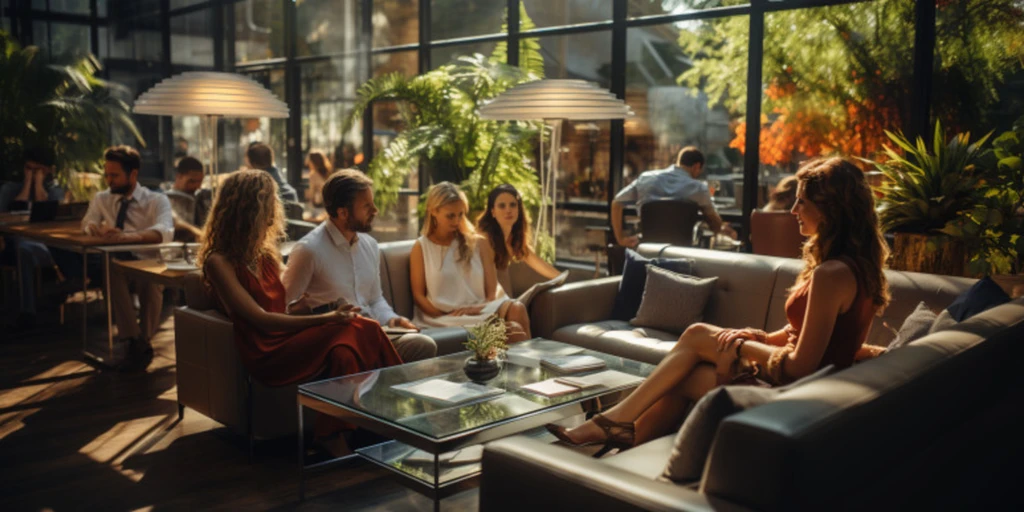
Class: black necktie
115,198,134,230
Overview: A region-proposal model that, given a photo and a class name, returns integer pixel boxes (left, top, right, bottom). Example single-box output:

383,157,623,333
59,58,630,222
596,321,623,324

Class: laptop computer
28,200,59,223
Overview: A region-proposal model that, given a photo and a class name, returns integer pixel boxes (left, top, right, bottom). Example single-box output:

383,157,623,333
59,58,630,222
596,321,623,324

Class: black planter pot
463,357,501,382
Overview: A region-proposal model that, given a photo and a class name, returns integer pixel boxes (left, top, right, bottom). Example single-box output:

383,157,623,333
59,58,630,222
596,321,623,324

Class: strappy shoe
546,413,635,458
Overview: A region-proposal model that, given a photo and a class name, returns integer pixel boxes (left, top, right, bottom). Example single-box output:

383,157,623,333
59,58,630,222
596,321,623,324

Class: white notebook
392,379,504,406
540,355,607,373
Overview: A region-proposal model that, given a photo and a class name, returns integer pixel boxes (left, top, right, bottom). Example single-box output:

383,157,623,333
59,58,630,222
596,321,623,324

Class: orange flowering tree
675,0,1024,170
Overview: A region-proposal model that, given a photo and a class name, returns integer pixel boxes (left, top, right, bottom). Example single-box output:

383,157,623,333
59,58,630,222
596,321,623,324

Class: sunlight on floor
79,414,166,465
1,360,92,409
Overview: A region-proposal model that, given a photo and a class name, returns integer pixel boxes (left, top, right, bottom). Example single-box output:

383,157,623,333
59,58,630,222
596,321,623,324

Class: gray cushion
927,309,957,335
661,365,834,483
630,265,717,333
885,302,937,352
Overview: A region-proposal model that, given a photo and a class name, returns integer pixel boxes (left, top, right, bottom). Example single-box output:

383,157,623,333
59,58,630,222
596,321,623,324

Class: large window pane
171,9,214,67
373,0,418,48
521,0,610,28
430,41,496,69
526,31,612,261
629,0,749,18
222,69,288,176
301,58,366,172
107,68,164,182
623,19,745,215
934,0,1024,135
48,0,90,14
170,0,208,9
235,0,284,63
105,14,162,62
34,22,91,59
373,48,418,76
297,0,362,57
431,0,504,40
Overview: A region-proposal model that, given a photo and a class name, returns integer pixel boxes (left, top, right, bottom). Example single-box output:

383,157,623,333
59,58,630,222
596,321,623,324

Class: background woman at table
409,181,531,340
476,184,560,296
198,169,401,444
303,150,332,221
548,157,890,453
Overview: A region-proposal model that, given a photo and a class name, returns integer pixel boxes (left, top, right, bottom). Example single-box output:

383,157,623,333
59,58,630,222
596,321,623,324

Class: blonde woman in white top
410,182,531,341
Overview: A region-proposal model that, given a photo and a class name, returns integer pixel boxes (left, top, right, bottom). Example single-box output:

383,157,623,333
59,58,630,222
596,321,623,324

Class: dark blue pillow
611,248,695,321
946,276,1011,322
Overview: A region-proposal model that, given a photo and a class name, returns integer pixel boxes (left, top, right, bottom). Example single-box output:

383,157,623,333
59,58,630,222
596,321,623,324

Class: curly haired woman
548,157,891,454
198,170,402,447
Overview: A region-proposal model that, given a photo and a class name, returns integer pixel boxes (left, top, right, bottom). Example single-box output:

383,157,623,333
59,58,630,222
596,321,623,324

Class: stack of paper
540,355,607,373
521,370,645,397
392,379,504,406
505,343,584,368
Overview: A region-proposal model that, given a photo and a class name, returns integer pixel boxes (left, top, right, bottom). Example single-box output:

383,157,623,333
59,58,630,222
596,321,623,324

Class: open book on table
392,378,504,406
520,370,645,398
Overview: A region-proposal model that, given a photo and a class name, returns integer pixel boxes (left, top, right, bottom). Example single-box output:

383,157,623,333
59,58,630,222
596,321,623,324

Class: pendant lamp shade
133,72,289,118
479,79,633,121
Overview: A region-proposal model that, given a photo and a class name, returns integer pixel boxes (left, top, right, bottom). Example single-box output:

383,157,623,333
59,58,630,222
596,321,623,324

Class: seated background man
281,169,437,362
78,146,174,369
611,146,738,248
246,142,299,203
0,147,65,330
167,155,205,242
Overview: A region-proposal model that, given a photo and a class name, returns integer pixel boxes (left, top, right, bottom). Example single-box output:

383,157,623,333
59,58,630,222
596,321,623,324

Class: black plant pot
463,357,501,382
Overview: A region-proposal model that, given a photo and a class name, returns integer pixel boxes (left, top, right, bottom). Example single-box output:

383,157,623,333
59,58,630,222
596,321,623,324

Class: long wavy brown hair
476,184,533,270
197,170,285,271
422,181,476,264
794,157,890,309
305,150,332,179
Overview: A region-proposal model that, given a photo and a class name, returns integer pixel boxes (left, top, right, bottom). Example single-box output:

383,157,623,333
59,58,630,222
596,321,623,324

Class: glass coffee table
297,338,655,509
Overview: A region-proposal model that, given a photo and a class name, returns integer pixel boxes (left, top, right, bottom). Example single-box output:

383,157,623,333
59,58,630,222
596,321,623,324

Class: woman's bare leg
498,300,532,340
555,323,723,445
633,363,717,444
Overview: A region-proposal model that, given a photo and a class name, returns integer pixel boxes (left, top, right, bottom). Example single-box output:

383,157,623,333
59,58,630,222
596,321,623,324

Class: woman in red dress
197,170,402,443
548,157,891,453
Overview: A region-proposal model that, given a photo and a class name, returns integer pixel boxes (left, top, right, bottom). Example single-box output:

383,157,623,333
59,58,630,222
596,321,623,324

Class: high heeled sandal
545,413,635,458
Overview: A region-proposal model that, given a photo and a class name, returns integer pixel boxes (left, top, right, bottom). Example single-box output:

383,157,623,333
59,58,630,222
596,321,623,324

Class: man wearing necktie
80,146,175,370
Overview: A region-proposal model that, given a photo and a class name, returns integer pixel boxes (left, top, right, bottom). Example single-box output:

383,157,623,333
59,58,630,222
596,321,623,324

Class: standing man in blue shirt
611,146,737,247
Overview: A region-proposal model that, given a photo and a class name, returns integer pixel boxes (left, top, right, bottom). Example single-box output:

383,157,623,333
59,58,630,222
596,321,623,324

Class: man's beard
349,216,374,233
110,184,132,195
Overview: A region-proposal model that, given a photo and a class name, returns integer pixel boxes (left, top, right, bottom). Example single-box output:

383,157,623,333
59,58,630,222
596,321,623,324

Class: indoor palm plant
868,121,990,275
0,30,143,196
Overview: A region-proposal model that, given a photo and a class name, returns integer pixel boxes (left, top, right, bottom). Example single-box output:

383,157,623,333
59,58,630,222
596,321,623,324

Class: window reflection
235,0,284,63
170,9,214,67
373,0,418,48
296,0,362,57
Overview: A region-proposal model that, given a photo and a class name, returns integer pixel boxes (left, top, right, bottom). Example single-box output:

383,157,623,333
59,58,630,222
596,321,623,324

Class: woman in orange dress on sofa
197,170,402,442
549,157,891,453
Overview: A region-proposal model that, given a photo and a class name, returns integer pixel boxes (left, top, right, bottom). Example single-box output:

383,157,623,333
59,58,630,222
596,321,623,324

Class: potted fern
462,314,511,382
868,122,990,275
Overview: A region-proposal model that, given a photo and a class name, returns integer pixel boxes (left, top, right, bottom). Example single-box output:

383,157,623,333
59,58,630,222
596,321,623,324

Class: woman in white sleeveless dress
410,182,531,340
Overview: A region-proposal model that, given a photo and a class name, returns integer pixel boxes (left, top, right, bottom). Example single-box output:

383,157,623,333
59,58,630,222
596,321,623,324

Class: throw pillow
946,276,1011,322
885,302,937,352
927,309,958,335
630,266,716,333
661,366,835,483
611,248,695,321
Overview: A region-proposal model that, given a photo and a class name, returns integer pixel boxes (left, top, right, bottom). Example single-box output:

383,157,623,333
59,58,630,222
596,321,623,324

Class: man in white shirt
81,146,174,369
282,169,437,362
611,146,738,247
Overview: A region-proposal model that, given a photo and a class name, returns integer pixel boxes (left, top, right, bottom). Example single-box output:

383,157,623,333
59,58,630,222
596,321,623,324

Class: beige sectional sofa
482,244,1024,511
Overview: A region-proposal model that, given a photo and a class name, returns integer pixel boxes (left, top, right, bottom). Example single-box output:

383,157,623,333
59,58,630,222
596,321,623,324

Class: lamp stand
199,114,221,197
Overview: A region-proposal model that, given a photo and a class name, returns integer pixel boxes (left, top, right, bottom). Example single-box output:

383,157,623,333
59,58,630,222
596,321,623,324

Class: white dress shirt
81,183,174,242
281,220,401,325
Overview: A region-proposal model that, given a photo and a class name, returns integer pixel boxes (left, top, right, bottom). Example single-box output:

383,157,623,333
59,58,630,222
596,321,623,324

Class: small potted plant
462,314,512,382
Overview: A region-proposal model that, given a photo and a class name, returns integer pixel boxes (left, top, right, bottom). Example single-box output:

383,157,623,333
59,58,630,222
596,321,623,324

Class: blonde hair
793,158,890,309
197,170,285,270
422,181,476,263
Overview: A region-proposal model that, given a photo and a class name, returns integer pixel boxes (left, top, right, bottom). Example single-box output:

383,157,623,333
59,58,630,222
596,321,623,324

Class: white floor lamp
133,72,289,196
479,79,633,252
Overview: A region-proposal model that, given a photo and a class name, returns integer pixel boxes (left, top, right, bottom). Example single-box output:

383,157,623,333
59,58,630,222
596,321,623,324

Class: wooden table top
0,220,109,248
113,259,198,288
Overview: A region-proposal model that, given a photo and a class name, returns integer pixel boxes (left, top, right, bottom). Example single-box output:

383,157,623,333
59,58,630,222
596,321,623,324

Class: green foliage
463,314,510,361
492,4,544,79
949,116,1024,275
343,55,542,217
868,121,990,235
0,31,143,187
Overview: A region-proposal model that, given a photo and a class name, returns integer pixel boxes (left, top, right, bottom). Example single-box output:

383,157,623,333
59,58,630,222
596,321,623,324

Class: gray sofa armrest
481,436,716,512
530,276,621,338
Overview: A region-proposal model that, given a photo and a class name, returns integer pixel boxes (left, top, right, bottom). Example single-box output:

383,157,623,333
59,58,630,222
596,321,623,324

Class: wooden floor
0,300,480,512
